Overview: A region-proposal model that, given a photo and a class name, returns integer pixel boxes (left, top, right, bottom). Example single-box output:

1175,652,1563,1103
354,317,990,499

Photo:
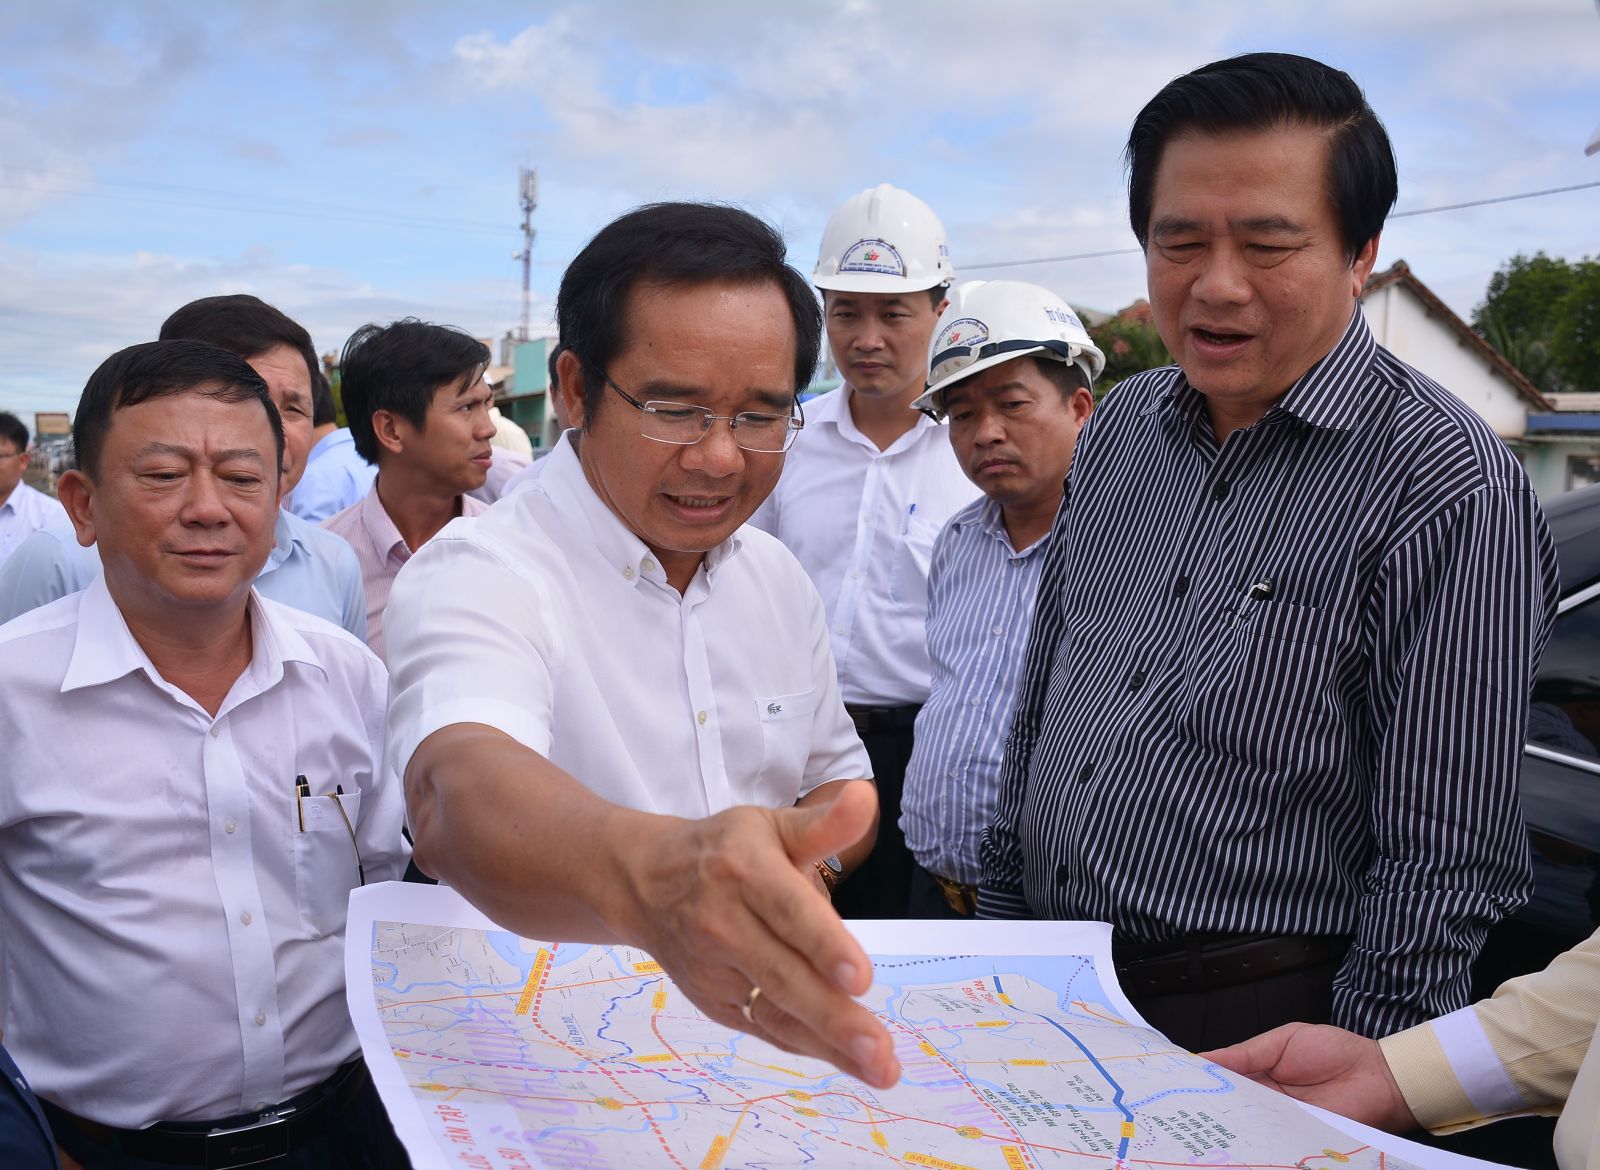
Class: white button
240,910,253,926
850,570,862,580
969,696,982,707
992,625,1005,637
209,726,221,738
623,565,636,581
224,818,237,834
642,557,656,572
696,710,708,726
948,768,959,779
254,1011,266,1027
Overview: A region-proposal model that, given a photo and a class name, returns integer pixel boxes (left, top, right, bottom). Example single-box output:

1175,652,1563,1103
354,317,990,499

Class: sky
1,0,1598,420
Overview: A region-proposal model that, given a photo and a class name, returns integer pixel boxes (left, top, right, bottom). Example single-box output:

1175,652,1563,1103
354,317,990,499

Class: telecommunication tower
515,167,539,341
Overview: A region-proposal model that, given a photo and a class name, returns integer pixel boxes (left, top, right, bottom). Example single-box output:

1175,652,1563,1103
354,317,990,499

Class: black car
1474,481,1600,995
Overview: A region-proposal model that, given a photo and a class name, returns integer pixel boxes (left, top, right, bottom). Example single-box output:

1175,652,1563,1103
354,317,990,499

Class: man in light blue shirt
290,374,377,523
899,281,1102,917
0,296,365,638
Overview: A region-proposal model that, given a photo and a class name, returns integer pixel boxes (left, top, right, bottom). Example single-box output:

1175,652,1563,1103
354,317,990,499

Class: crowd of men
0,50,1593,1170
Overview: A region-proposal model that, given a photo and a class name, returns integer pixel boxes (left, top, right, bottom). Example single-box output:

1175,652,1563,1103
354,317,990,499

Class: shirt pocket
890,514,942,609
293,789,363,938
1183,602,1342,769
754,689,818,797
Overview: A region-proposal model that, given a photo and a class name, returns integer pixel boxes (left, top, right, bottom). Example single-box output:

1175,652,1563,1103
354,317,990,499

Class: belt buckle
205,1108,293,1169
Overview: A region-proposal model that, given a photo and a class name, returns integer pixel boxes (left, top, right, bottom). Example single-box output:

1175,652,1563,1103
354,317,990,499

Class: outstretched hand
1202,1022,1418,1132
610,779,900,1089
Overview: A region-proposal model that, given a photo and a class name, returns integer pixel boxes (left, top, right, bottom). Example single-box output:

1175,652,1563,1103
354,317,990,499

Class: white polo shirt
0,581,409,1127
0,482,66,570
750,386,979,707
385,439,870,817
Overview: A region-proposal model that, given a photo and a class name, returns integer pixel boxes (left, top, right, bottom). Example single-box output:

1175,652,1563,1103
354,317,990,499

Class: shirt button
1078,763,1094,783
623,566,635,581
254,1011,267,1027
240,910,253,926
209,726,221,738
850,570,862,580
991,625,1004,637
642,557,656,573
224,818,237,834
1128,669,1147,692
696,710,708,726
948,768,959,779
969,696,982,707
1212,480,1229,502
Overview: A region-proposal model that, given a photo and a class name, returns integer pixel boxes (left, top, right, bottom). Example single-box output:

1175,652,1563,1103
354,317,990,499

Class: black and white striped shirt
977,309,1559,1038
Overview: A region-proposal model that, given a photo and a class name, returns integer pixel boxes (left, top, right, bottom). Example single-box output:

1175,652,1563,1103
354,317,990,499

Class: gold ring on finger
740,985,762,1026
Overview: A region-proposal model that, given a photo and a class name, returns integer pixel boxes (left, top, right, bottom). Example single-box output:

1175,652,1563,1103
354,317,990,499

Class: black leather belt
845,703,921,735
44,1058,369,1169
1113,933,1351,998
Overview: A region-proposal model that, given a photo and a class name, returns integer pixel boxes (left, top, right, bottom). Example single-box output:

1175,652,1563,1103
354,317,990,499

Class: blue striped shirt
978,309,1559,1038
901,496,1050,885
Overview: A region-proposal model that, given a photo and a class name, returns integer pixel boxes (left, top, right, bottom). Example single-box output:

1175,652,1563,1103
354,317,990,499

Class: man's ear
1348,233,1381,297
56,470,97,549
557,349,588,430
370,410,407,457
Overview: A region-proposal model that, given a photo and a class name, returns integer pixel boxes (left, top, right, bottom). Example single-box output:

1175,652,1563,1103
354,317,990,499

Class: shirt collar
537,433,742,591
813,384,942,450
951,495,1051,558
261,507,301,573
1143,307,1377,434
60,576,324,699
359,479,410,565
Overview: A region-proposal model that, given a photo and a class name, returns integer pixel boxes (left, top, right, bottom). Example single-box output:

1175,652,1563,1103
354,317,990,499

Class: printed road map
345,884,1493,1170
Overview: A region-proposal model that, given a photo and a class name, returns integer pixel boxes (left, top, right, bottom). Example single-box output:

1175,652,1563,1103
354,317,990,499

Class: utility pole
515,167,539,341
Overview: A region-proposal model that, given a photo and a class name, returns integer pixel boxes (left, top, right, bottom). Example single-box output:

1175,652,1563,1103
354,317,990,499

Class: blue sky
2,0,1598,420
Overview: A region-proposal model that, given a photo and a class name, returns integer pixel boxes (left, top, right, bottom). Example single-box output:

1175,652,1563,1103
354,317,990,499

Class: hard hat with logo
911,279,1105,414
812,183,955,294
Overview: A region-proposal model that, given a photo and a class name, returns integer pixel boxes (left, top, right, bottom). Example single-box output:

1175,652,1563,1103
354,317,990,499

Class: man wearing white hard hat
752,184,980,919
899,281,1100,918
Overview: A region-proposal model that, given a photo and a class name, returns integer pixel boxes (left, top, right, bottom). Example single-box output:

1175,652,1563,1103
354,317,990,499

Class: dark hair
1125,52,1397,263
557,203,822,425
73,340,284,480
339,319,491,463
1033,355,1090,398
0,411,28,453
158,294,320,392
311,366,337,428
926,285,948,311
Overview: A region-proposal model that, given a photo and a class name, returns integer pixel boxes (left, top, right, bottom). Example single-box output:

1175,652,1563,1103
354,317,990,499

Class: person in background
322,319,494,660
899,280,1101,919
0,412,66,571
287,369,376,523
751,183,980,919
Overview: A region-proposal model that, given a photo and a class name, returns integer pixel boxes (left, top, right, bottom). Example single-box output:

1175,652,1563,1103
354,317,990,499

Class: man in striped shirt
979,53,1558,1050
899,280,1101,918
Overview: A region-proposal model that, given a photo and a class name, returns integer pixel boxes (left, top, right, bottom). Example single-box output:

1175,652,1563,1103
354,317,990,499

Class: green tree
1089,314,1171,398
1472,251,1600,394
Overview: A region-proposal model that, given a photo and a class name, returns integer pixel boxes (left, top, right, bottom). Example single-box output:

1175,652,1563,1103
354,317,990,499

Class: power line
964,179,1600,272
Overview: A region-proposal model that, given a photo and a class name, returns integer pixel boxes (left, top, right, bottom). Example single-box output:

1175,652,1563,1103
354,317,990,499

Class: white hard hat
813,183,955,294
912,280,1105,414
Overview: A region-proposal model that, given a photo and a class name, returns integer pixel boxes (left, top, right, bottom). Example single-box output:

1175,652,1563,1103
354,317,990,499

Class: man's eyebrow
1150,215,1204,238
132,441,265,464
1234,214,1308,235
635,382,794,412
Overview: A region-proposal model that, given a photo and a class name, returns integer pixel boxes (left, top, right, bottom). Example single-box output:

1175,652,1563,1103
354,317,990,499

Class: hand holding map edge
1203,1021,1419,1132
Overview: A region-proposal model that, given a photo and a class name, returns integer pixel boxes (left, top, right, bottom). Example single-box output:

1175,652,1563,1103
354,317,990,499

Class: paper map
345,883,1496,1170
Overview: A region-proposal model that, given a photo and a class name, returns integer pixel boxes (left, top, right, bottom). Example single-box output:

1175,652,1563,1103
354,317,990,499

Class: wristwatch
815,854,844,893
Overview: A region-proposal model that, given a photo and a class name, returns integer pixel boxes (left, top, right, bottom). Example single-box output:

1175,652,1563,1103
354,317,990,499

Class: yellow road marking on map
919,1041,939,1057
514,948,553,1015
786,1091,812,1101
871,1130,888,1150
596,1097,623,1111
634,1054,675,1063
956,1126,982,1138
699,1134,729,1169
997,993,1013,1005
1002,1148,1028,1170
633,960,663,974
906,1154,980,1170
1011,1058,1047,1066
976,1020,1009,1028
653,989,667,1010
1121,1121,1136,1138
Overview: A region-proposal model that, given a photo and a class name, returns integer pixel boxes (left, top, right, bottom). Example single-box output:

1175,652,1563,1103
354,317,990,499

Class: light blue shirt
0,509,366,640
899,496,1051,885
287,429,376,524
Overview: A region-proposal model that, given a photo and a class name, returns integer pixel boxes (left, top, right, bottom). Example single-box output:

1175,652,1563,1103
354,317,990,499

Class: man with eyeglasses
0,412,66,572
383,202,897,1091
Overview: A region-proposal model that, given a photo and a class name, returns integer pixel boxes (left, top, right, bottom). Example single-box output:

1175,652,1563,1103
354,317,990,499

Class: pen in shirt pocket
295,774,310,831
902,503,918,535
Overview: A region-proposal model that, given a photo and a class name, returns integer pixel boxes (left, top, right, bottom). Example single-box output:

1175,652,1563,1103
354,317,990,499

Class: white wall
1361,283,1528,438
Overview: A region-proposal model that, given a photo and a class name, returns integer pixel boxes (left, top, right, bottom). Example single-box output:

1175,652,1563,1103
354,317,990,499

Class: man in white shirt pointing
385,202,896,1090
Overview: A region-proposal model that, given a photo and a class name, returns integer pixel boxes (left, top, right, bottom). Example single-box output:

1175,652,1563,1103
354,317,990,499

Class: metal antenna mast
516,167,539,340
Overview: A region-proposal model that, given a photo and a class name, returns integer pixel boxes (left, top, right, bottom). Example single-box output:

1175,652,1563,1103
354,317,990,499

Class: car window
1531,592,1600,760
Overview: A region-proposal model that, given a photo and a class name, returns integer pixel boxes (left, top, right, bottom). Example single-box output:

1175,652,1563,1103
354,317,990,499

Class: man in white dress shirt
386,202,898,1091
0,413,65,571
751,184,980,918
0,340,409,1169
